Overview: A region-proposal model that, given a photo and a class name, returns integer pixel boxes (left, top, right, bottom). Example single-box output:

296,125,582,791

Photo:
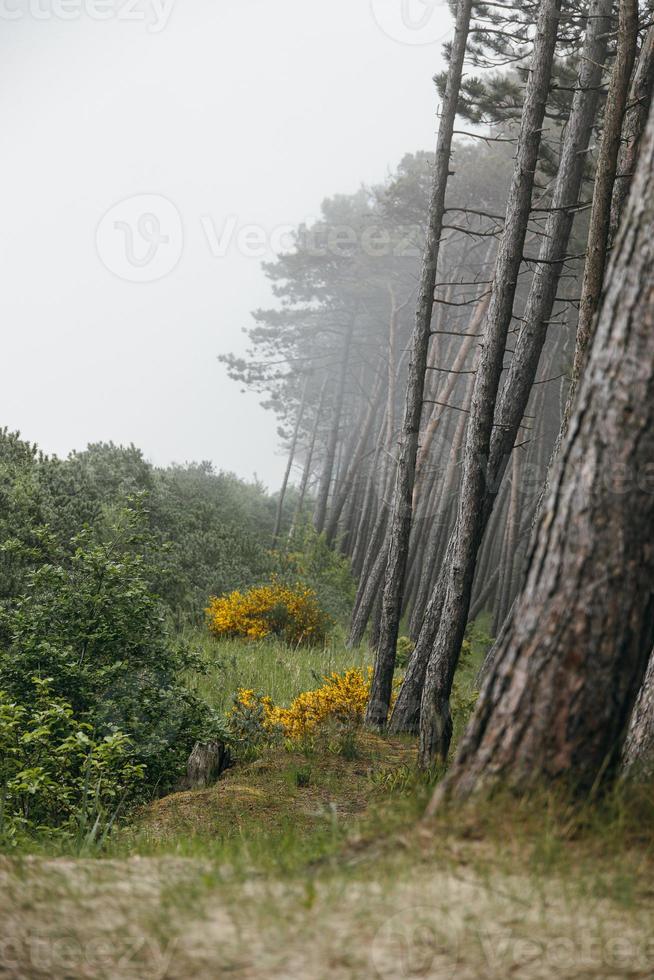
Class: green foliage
0,678,144,848
395,636,414,669
273,523,356,623
226,689,282,758
0,431,285,629
0,514,222,800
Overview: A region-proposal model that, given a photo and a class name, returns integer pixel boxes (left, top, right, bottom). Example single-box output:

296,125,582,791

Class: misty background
0,0,450,487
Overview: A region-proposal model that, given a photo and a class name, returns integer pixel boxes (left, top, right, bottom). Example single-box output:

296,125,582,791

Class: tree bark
432,101,654,805
416,0,616,763
573,0,639,392
365,0,474,727
610,23,654,241
417,0,564,764
622,650,654,778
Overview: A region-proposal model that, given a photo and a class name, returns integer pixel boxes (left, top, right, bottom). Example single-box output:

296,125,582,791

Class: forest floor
2,729,654,979
2,636,653,979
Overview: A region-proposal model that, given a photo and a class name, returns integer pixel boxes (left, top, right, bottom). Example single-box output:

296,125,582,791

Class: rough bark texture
610,24,654,240
365,0,474,727
573,0,639,390
408,0,612,757
622,651,654,778
417,0,563,765
181,741,231,790
433,103,654,805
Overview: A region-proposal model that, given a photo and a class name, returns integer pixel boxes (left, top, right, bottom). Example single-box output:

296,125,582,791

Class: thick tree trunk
418,0,615,765
365,0,474,727
622,651,654,778
432,102,654,805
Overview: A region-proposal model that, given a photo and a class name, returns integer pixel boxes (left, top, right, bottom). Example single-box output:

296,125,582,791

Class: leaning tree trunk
409,385,471,637
431,99,654,806
530,0,641,542
397,0,562,753
365,0,474,727
314,318,355,533
273,375,309,542
622,650,654,779
610,23,654,241
324,368,385,545
573,0,639,392
289,379,327,539
417,0,614,763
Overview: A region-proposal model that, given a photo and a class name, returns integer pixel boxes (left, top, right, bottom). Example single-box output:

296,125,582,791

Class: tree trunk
432,101,654,805
409,389,470,637
417,0,616,764
573,0,639,392
622,650,654,778
494,448,522,633
610,23,654,240
314,318,355,533
365,0,474,727
289,379,327,539
273,376,309,542
417,0,563,765
324,369,385,545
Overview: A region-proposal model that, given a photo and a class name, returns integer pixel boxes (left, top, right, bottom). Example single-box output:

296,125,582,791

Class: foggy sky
0,0,450,488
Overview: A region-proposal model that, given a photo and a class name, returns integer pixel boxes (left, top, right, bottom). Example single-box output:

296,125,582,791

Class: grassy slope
2,634,653,978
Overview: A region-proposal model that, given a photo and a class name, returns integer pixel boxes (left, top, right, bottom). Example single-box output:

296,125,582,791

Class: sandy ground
1,848,653,980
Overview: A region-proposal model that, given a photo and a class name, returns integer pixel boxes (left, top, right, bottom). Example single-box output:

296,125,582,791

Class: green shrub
272,523,356,623
0,516,223,799
0,678,144,848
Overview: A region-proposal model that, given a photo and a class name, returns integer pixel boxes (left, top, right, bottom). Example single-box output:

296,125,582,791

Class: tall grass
186,630,373,715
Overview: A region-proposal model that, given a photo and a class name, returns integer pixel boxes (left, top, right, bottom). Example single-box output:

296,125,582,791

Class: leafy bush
0,516,222,799
0,431,288,628
0,678,144,848
207,580,329,646
225,689,283,755
272,523,356,623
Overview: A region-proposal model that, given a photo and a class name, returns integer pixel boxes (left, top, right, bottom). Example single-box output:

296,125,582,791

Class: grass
186,630,373,715
112,729,426,872
3,742,653,978
2,628,654,977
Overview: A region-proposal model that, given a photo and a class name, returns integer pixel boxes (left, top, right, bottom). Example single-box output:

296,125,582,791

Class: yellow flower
206,579,328,646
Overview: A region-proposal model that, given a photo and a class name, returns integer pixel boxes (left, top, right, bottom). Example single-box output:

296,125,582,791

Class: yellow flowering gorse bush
230,668,372,742
206,580,327,646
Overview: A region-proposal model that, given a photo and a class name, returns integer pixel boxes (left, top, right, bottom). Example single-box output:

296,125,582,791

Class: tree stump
181,740,231,790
